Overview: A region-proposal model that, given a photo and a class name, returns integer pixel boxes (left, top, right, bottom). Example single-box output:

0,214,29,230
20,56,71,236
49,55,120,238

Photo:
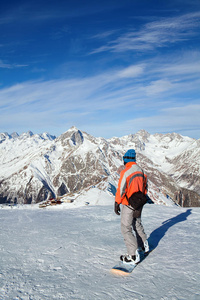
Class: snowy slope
0,199,199,300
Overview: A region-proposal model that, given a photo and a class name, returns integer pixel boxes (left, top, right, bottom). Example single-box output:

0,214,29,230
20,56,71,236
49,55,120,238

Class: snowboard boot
142,240,149,254
120,249,140,264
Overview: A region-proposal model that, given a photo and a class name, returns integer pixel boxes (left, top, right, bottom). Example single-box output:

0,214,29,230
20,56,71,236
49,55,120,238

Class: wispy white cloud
91,12,200,54
0,1,123,26
117,64,145,78
0,51,200,138
82,103,200,138
92,30,118,40
0,59,28,69
144,79,174,96
124,104,200,136
0,57,198,111
0,60,12,69
155,61,200,79
1,52,199,109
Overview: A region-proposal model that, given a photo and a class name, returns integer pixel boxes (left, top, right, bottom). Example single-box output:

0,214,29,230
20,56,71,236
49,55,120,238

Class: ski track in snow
0,204,200,300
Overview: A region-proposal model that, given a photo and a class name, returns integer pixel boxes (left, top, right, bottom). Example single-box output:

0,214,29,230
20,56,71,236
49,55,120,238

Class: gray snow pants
121,205,147,256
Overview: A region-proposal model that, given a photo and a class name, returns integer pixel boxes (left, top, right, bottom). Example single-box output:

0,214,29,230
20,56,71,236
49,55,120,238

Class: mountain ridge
0,127,199,207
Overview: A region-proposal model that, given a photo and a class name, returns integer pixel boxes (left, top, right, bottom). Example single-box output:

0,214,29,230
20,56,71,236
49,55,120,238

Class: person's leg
132,218,144,248
133,217,149,252
121,205,138,256
133,217,147,244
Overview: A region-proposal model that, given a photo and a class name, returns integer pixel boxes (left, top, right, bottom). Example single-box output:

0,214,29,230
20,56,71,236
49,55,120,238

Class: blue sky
0,0,200,139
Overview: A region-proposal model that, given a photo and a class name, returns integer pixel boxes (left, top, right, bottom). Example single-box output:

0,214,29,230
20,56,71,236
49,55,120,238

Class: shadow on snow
148,209,192,249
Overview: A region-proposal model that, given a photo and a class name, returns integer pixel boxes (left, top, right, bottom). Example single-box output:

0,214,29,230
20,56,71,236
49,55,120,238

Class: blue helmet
123,149,136,163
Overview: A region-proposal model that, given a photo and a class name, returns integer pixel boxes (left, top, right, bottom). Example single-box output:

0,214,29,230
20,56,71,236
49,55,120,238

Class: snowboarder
114,149,149,264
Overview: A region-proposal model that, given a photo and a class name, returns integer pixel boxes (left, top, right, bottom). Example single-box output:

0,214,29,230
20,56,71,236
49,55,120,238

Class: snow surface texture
1,201,199,300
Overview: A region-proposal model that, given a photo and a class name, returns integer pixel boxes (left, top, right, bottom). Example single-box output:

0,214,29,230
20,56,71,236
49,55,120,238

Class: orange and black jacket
115,162,148,205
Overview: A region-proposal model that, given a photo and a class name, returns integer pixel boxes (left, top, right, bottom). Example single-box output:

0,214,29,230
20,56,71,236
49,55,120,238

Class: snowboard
111,260,137,275
111,249,154,276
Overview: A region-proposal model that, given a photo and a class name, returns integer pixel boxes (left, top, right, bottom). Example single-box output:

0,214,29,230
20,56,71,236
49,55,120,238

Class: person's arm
114,170,126,215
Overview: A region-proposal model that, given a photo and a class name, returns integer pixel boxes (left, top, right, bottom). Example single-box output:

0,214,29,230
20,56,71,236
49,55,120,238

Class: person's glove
114,202,120,215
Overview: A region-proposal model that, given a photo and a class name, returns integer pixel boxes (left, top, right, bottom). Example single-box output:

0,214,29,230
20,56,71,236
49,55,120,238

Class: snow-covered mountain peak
68,125,79,132
18,131,56,142
56,127,85,148
133,129,151,140
10,132,19,139
0,132,11,143
0,132,20,142
40,132,56,141
152,131,195,146
19,130,34,139
0,130,55,144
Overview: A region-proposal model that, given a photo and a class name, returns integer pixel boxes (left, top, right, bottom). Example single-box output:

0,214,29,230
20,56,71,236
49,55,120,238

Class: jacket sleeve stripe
120,173,127,197
128,173,145,187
